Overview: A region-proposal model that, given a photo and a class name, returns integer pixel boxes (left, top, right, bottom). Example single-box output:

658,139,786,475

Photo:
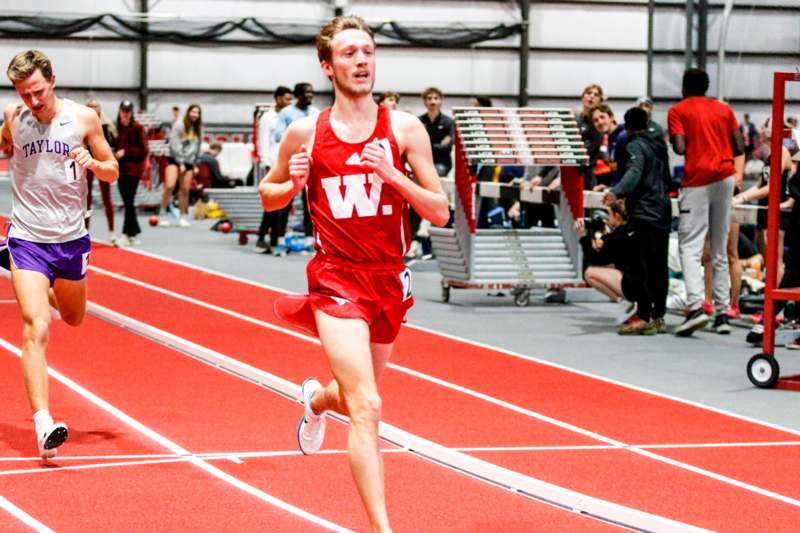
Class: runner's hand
361,138,395,184
68,147,96,171
289,144,312,191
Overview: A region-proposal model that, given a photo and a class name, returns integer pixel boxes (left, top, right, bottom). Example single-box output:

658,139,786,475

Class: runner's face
327,29,375,97
14,69,56,119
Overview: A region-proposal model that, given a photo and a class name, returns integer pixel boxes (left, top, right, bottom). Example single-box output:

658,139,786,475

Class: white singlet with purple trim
9,98,88,243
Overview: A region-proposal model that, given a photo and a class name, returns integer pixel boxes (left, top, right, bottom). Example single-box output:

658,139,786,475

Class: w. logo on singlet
321,173,385,219
319,138,394,220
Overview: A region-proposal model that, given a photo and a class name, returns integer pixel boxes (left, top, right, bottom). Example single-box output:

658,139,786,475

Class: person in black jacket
603,107,672,334
576,200,655,335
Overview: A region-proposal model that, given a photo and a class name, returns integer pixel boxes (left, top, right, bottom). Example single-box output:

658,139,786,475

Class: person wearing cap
114,100,149,245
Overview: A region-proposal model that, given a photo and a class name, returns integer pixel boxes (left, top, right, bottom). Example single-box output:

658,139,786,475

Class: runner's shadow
0,422,35,455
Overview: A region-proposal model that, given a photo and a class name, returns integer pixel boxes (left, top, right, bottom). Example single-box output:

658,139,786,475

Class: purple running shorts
7,235,91,286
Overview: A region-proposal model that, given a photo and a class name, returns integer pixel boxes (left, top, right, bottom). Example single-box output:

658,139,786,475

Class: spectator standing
159,104,202,228
575,84,605,190
85,98,118,244
377,91,400,110
604,107,672,334
589,103,624,190
667,68,745,336
255,86,293,253
274,82,320,252
114,100,149,245
419,86,454,177
740,113,758,161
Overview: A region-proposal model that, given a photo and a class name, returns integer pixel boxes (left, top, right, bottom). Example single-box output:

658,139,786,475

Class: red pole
763,72,792,355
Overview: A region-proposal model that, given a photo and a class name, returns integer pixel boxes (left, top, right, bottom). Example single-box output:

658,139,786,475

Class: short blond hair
7,50,53,83
315,15,374,64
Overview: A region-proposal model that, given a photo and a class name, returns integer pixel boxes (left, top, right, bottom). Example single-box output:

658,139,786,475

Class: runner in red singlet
259,16,449,532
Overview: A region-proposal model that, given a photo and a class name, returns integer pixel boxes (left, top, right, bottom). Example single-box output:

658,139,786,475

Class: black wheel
441,285,450,303
747,354,780,389
513,289,530,307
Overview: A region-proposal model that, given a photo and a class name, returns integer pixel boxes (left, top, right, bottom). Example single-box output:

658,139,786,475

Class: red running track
80,244,800,531
0,281,614,532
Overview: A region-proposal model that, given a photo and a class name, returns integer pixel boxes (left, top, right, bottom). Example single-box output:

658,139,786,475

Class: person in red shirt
259,16,449,532
668,68,744,336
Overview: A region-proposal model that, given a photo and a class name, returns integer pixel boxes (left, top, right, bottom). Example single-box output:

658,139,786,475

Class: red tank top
308,106,411,264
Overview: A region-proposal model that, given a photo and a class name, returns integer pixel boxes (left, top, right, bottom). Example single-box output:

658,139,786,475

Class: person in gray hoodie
604,106,672,334
159,103,202,227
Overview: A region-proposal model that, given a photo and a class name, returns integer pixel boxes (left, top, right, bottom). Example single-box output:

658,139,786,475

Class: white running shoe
297,378,326,455
178,217,191,228
37,422,68,460
157,218,171,227
109,233,119,247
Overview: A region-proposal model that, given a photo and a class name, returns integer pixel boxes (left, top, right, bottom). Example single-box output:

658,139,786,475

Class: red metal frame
762,71,800,359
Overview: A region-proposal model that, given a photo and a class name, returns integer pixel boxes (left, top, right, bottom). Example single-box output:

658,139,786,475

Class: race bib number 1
64,159,83,182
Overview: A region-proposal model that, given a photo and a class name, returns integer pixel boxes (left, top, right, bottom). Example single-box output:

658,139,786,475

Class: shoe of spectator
178,216,191,228
109,233,119,247
746,323,764,345
615,300,637,325
127,236,142,246
157,217,171,227
726,304,741,319
651,317,667,334
254,239,271,254
272,244,288,257
405,240,422,259
712,314,731,334
786,337,800,350
702,301,715,316
674,308,710,337
618,316,657,336
301,244,316,256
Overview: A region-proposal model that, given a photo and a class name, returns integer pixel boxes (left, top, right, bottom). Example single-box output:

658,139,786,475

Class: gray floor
2,180,798,433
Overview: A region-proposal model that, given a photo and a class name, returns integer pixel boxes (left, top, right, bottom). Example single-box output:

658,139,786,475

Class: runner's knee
346,392,382,426
22,315,50,345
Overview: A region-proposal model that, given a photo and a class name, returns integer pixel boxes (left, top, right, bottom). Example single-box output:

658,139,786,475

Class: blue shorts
7,235,91,286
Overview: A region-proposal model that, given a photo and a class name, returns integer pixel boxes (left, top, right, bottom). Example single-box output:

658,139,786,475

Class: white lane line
85,268,800,511
3,439,798,466
0,449,408,476
0,338,351,533
87,245,800,441
0,495,54,533
85,302,711,533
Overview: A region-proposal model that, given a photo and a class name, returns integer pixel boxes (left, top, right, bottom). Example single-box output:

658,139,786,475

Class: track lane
0,332,327,532
83,245,796,528
0,280,617,532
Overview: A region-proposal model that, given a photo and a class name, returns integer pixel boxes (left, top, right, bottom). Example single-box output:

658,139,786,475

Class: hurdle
430,107,589,306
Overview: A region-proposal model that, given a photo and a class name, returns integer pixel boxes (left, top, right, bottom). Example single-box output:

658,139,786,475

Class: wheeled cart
431,107,589,306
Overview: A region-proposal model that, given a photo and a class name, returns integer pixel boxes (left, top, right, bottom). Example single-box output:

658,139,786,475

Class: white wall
0,1,798,128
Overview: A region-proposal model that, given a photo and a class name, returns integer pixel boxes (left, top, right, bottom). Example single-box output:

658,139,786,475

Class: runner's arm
75,106,119,182
363,112,449,226
259,117,314,211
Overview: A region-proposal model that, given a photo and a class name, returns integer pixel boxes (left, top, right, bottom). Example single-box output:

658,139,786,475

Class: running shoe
178,217,191,228
37,421,68,460
726,304,741,319
157,218,171,227
674,308,710,337
786,337,800,350
746,323,764,345
711,314,731,334
297,378,326,455
702,301,715,317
